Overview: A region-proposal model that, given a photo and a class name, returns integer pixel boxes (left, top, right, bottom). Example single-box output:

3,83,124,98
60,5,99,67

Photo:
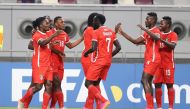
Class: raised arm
66,36,84,49
38,30,62,46
137,24,160,41
116,23,144,44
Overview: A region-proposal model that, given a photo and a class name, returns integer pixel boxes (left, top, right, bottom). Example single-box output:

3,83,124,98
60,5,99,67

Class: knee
166,83,173,89
34,84,43,92
45,81,53,89
85,80,92,88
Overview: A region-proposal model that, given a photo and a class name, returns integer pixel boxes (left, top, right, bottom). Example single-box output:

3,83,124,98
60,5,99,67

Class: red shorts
143,60,160,76
154,68,175,84
81,56,91,76
32,66,53,83
86,63,111,81
52,62,64,80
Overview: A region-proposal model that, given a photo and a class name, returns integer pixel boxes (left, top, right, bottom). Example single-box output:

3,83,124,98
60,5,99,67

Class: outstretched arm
137,24,160,41
84,41,97,57
38,30,62,46
112,39,121,57
66,37,84,49
116,23,144,44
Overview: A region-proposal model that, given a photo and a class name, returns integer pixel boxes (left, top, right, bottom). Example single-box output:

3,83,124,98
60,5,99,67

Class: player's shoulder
152,26,161,33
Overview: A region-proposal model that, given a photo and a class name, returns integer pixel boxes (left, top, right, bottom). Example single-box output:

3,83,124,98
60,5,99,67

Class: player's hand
137,24,145,30
54,30,63,36
115,22,121,33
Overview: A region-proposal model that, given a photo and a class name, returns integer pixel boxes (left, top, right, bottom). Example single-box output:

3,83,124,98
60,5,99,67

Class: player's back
160,31,178,68
93,26,116,64
83,26,93,52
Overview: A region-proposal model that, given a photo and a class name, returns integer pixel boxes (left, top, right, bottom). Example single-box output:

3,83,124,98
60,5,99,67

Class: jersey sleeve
65,33,70,44
170,33,178,44
33,33,42,44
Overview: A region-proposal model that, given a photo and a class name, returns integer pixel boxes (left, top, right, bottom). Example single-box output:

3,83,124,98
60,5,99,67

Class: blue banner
0,62,190,108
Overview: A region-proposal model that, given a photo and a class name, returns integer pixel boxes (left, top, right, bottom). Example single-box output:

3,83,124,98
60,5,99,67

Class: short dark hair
94,14,106,25
54,16,62,24
147,12,157,23
88,12,98,26
33,17,46,28
162,16,172,27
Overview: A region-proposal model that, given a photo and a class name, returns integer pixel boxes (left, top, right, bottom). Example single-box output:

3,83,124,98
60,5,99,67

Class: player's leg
82,61,95,109
165,68,175,109
42,67,53,109
155,83,163,109
18,68,43,109
23,82,35,108
141,72,154,109
166,83,174,109
154,68,164,109
18,83,43,109
42,80,52,109
94,79,101,109
50,75,58,109
53,75,64,109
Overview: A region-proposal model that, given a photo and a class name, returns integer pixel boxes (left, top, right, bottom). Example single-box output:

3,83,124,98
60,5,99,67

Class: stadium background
0,1,190,109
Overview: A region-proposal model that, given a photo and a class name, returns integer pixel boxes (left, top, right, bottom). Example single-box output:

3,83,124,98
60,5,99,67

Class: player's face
145,16,154,28
42,19,50,31
159,20,168,31
56,18,64,30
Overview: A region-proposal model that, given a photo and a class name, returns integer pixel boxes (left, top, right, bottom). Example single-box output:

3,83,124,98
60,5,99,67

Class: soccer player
153,16,178,109
81,12,101,109
117,12,161,109
84,13,121,109
49,16,84,109
18,17,62,109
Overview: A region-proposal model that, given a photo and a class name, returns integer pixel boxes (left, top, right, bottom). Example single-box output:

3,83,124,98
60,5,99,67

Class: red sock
24,95,33,108
84,86,94,109
145,93,154,108
55,91,64,108
42,92,51,109
168,88,175,108
155,88,162,108
95,86,101,109
20,87,33,103
88,85,106,103
50,92,57,108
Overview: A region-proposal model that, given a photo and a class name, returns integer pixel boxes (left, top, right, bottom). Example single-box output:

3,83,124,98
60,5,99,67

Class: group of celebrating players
17,11,178,109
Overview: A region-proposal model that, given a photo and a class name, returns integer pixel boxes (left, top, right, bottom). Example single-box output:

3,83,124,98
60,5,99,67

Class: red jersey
32,30,51,67
83,27,93,52
50,28,70,64
160,31,178,68
82,26,97,62
92,26,117,64
141,26,161,62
